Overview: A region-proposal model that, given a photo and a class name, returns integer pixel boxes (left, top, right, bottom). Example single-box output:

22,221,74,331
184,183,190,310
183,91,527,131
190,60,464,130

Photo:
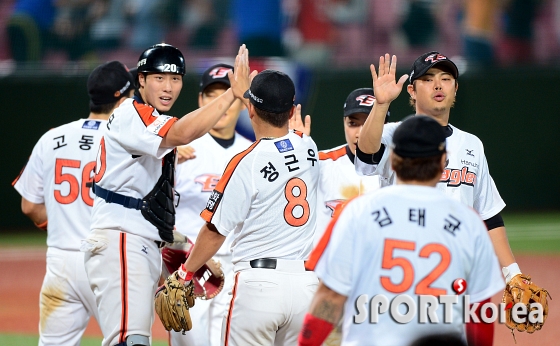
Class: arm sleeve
13,136,45,204
466,216,505,303
473,146,506,220
314,202,359,296
483,213,504,231
115,102,178,159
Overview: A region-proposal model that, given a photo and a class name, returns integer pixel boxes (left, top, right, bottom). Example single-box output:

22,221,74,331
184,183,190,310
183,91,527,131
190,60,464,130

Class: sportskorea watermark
353,294,545,324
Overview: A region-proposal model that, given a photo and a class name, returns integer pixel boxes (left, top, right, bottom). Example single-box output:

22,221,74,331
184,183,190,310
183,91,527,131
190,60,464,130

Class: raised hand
370,54,409,105
288,104,311,136
228,44,257,105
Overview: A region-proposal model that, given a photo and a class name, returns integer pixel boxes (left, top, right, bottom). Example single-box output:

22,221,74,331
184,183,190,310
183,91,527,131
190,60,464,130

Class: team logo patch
355,95,375,106
82,120,101,130
274,139,294,153
440,167,477,187
425,53,448,63
451,278,467,295
205,190,223,212
209,67,232,79
147,115,173,135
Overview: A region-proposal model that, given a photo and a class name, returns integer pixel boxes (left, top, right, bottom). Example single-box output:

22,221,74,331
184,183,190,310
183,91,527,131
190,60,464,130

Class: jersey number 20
380,239,451,296
284,177,310,227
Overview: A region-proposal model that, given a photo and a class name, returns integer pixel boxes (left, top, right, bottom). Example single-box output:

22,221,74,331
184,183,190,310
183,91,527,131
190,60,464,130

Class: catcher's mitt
502,274,551,336
154,271,195,333
161,242,225,300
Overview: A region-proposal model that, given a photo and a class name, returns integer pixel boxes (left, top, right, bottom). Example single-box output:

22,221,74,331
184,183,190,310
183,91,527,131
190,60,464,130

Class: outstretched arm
182,223,226,276
161,45,251,148
358,54,408,154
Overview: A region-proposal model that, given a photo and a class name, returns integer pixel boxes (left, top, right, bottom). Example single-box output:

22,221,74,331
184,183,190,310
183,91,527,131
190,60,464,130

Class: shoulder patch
82,120,101,130
274,138,294,153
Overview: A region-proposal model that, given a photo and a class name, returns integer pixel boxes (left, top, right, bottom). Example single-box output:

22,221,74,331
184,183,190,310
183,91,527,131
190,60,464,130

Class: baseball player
13,61,135,345
168,63,252,346
81,43,251,346
354,53,542,332
173,69,320,345
299,116,504,346
315,88,390,244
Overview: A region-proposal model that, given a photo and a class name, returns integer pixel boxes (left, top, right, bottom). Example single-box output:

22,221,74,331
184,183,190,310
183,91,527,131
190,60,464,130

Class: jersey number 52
380,239,451,296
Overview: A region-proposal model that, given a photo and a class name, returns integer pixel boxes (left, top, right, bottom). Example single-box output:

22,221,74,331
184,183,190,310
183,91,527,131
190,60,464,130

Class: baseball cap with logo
392,115,446,158
199,63,234,92
88,61,134,105
343,88,376,117
408,51,459,84
243,69,295,113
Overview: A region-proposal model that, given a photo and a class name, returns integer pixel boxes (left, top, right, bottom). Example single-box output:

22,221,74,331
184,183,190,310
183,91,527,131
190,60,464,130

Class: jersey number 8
284,177,310,227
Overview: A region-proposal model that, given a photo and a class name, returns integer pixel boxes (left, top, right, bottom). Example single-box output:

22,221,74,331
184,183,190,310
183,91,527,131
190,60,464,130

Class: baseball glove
161,242,225,300
502,274,551,335
154,271,195,333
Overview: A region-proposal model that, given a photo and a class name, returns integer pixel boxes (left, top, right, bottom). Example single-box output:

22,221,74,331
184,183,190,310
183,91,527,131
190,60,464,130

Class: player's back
13,119,106,251
321,184,502,345
211,131,320,263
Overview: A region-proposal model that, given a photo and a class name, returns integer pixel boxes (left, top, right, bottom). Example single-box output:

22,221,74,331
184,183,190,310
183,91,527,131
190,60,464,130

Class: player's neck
88,112,111,121
253,119,288,140
415,111,450,126
396,174,440,187
209,127,235,140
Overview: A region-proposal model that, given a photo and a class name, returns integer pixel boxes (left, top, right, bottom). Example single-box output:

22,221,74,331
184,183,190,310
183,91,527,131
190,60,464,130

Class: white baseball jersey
317,144,381,244
201,131,320,264
309,184,504,346
13,119,106,250
90,98,176,240
175,132,252,255
355,122,506,220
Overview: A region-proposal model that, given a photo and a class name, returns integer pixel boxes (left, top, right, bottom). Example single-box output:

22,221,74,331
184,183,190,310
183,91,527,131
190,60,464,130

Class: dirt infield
0,248,557,345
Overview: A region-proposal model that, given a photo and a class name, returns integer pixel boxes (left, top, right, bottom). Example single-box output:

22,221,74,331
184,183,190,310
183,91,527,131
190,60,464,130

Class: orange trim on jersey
305,197,354,271
319,146,347,161
292,130,304,138
119,233,128,343
224,272,240,346
12,160,29,186
201,140,261,223
132,100,178,137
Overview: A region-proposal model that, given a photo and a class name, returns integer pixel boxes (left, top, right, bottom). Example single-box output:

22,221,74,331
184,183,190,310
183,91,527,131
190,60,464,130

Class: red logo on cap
451,278,467,294
209,67,232,79
425,54,448,63
355,95,375,106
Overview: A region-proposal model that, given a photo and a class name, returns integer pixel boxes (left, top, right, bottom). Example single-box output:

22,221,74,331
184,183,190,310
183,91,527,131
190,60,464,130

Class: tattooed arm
298,282,347,346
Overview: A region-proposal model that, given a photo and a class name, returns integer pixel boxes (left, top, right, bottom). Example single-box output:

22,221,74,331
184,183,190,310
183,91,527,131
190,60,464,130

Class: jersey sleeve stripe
201,140,260,223
132,100,178,137
292,130,304,138
11,161,28,186
318,146,347,161
305,199,352,270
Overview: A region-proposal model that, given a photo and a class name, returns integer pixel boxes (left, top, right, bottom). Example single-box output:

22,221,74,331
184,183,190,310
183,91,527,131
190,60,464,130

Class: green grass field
0,334,169,346
1,212,558,344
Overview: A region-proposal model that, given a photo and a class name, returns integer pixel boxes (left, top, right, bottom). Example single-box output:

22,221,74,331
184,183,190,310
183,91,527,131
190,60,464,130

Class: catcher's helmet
137,43,185,75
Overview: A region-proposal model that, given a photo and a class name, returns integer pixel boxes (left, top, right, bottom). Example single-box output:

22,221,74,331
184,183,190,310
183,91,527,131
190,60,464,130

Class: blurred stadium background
1,0,560,344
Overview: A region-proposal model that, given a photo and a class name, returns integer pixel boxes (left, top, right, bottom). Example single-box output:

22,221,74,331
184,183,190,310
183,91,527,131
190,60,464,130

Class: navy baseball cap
200,63,233,92
343,88,390,122
88,61,134,105
392,116,446,158
409,51,459,84
243,70,295,113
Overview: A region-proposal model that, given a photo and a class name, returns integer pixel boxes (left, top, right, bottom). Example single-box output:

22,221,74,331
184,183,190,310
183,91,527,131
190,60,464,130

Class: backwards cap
392,115,446,158
87,61,134,106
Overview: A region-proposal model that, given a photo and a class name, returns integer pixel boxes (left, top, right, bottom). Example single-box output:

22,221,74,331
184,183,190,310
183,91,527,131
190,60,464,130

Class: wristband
34,220,48,231
502,263,521,284
177,263,194,281
298,313,334,346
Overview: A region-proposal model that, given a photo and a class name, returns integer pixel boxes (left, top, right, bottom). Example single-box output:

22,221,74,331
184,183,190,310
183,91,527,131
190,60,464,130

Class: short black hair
254,106,291,128
391,153,444,182
90,100,118,114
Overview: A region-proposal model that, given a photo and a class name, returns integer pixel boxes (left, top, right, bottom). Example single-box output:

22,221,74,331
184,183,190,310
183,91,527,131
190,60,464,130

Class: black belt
249,258,313,271
250,258,277,269
92,183,145,210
